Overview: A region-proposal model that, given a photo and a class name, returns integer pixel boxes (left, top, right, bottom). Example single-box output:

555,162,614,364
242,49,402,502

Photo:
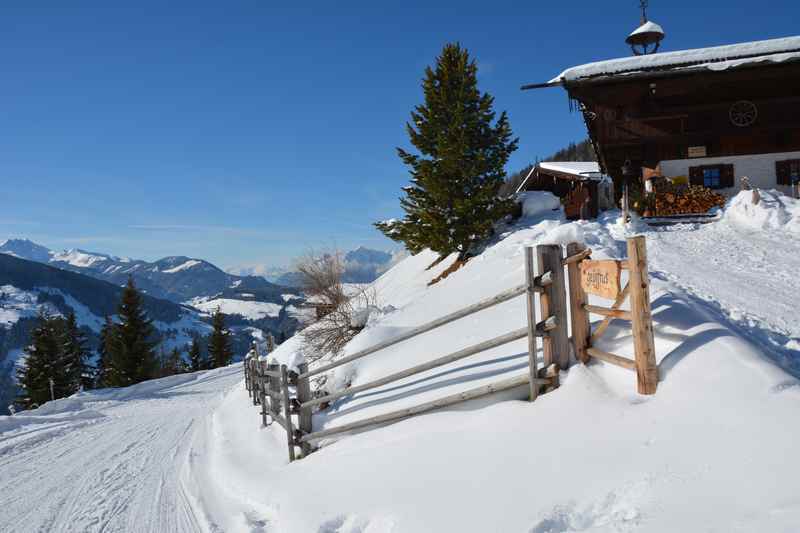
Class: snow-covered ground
187,297,283,320
1,190,799,532
0,367,242,532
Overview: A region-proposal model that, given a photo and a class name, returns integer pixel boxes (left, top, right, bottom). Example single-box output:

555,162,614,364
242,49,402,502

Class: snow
188,297,283,320
518,191,562,218
0,367,243,532
163,259,202,274
2,200,800,531
550,35,800,83
0,285,41,326
723,189,800,234
539,161,602,176
50,249,111,268
628,20,664,38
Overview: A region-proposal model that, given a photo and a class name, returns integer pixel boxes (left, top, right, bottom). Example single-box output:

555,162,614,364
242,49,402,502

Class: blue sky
2,0,798,269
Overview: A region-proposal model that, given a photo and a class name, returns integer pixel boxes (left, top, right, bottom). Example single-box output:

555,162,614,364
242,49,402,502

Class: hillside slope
1,191,798,532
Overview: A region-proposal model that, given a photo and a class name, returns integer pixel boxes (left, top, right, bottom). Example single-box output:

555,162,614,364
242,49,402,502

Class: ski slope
0,367,242,532
1,190,799,532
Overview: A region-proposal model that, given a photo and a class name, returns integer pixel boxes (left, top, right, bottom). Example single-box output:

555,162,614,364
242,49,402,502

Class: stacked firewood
645,183,726,216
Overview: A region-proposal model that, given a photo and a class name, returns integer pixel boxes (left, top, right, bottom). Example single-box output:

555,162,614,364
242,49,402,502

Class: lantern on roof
625,1,665,55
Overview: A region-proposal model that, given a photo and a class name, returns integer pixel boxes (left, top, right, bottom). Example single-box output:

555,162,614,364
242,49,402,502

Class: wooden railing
243,238,656,461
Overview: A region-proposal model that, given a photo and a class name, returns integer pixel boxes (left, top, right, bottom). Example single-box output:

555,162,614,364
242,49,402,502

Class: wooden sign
688,145,707,158
580,260,622,299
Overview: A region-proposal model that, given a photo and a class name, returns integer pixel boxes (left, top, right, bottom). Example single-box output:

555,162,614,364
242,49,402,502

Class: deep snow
1,191,799,532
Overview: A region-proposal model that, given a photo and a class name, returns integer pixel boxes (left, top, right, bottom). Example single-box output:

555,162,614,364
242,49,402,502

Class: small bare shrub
298,251,378,367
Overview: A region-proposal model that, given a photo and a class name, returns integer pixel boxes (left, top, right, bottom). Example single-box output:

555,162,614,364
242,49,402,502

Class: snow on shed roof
548,35,800,84
538,161,601,176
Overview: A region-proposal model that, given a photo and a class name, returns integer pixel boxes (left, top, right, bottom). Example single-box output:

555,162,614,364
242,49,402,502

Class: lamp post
621,159,636,223
625,1,665,56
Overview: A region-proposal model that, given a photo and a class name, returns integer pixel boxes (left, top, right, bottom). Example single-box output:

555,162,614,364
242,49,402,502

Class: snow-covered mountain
0,239,293,305
228,246,402,286
0,250,305,415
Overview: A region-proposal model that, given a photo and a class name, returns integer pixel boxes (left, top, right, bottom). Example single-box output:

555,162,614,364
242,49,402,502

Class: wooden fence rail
243,237,658,461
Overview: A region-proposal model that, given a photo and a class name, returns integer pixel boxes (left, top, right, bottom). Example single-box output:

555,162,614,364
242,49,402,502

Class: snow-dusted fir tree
95,315,116,387
188,336,206,372
16,312,69,407
375,43,518,259
161,347,187,376
61,311,92,390
207,308,233,368
104,278,158,386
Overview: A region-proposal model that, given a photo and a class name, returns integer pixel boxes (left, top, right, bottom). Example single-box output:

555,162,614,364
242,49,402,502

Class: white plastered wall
659,150,800,196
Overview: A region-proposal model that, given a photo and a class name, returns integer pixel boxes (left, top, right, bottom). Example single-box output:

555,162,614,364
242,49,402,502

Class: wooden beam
300,283,529,380
567,242,591,364
299,373,552,443
295,362,315,456
627,237,658,395
584,305,633,320
301,327,530,409
280,365,296,462
537,245,570,370
562,247,592,266
525,247,540,402
589,283,630,344
586,347,636,370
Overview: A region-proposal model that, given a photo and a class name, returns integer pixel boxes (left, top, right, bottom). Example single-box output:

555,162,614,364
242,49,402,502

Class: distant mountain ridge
0,239,292,305
228,246,399,286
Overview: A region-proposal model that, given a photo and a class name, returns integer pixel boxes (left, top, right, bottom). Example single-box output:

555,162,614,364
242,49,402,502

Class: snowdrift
190,207,800,532
723,189,800,234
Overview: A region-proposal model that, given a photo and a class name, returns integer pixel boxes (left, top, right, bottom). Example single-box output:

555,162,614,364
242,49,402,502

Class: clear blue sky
2,0,798,269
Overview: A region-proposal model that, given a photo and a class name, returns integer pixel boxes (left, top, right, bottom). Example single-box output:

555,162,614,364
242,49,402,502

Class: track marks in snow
0,367,242,532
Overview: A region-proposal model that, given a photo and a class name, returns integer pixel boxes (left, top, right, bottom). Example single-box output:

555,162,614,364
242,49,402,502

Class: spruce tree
95,315,116,387
207,308,233,369
62,311,92,391
16,312,68,408
106,278,158,386
161,347,186,376
375,43,518,259
188,337,205,372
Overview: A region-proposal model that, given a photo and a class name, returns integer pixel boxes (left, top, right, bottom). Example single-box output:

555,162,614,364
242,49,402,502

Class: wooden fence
243,236,657,461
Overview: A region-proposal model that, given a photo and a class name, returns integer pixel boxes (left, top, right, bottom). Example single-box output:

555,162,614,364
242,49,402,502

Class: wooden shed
516,161,614,220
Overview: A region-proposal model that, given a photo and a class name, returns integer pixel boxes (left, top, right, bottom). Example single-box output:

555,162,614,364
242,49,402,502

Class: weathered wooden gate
567,236,659,395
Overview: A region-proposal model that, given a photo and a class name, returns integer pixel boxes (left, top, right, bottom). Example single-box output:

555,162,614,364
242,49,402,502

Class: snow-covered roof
514,161,607,194
548,35,800,84
538,161,601,176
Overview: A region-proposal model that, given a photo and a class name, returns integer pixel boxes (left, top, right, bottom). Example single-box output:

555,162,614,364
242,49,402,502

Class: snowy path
0,366,241,533
643,220,800,374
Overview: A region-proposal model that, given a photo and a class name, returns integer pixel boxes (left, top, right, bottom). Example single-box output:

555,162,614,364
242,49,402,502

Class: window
776,159,800,185
689,164,734,189
703,167,721,188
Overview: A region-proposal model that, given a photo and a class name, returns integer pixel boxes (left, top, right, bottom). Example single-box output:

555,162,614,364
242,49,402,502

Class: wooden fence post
627,236,658,395
524,247,540,402
267,362,280,419
259,361,268,427
295,362,315,456
244,356,251,398
537,244,570,369
251,359,259,406
566,242,591,364
280,365,297,462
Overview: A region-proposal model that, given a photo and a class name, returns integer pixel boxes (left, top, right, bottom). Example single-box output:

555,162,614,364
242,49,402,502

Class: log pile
645,183,726,216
